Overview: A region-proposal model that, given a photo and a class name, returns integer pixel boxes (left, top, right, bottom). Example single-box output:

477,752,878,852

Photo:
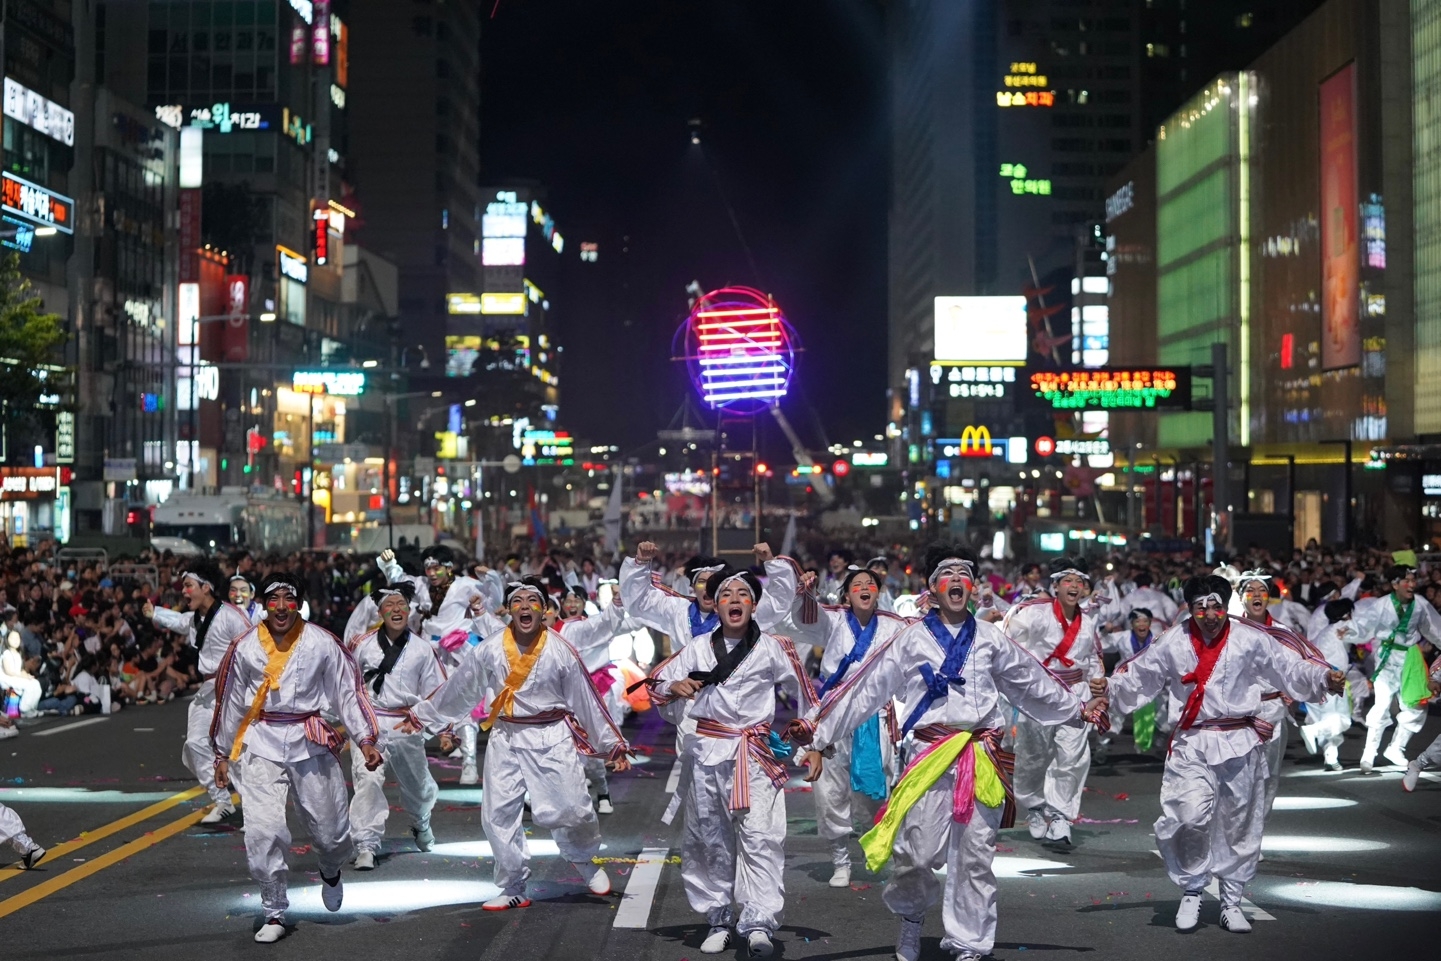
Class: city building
1105,0,1415,547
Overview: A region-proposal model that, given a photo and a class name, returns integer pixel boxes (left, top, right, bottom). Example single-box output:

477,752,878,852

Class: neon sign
676,286,798,412
1000,163,1051,196
1003,63,1048,87
277,245,309,284
292,370,365,395
3,78,75,146
930,363,1015,399
997,91,1054,108
1029,368,1192,410
1,172,73,233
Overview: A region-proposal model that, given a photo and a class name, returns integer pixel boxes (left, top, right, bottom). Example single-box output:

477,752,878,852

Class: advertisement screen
933,296,1027,363
1320,63,1360,370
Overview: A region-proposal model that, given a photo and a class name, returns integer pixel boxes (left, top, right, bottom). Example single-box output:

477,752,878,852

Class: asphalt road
1,700,1438,960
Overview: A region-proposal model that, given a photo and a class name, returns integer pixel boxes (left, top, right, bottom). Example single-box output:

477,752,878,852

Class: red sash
1045,600,1084,668
1177,619,1230,732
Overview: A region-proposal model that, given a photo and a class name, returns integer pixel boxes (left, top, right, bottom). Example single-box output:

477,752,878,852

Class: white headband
263,581,295,596
1050,568,1091,583
506,583,545,604
927,559,974,589
182,572,213,591
714,572,755,599
424,558,455,570
1190,592,1226,609
1238,570,1272,590
375,588,406,604
691,564,725,585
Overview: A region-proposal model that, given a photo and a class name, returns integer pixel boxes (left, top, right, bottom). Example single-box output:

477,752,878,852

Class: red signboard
1320,63,1360,370
313,209,329,265
223,274,249,362
1034,435,1055,457
178,188,201,283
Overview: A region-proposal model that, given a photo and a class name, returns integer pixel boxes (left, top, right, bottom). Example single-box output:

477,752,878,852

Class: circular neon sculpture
675,286,798,413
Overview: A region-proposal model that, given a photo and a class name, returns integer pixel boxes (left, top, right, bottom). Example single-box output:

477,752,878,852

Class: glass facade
1155,74,1250,449
1414,0,1441,434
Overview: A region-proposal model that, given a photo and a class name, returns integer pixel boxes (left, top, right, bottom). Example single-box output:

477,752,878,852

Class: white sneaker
700,927,731,954
955,953,983,961
354,849,376,870
0,726,17,740
482,894,531,911
1176,891,1202,931
1026,809,1047,839
320,873,343,912
828,863,851,888
1359,758,1376,775
895,915,923,961
459,761,479,785
412,825,435,851
1220,905,1252,933
596,795,614,815
1299,723,1319,755
1044,813,1072,845
20,845,45,869
583,864,612,895
200,801,236,825
746,930,774,957
253,919,287,943
1325,760,1343,772
1383,745,1409,768
1403,760,1422,793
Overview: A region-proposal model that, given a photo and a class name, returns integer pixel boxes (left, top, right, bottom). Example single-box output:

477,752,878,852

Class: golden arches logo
959,426,992,458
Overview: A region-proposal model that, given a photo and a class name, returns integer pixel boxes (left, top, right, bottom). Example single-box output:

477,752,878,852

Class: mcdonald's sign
958,426,992,457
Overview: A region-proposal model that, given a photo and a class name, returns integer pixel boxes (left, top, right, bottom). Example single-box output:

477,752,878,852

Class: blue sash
899,611,977,738
1130,631,1152,656
850,714,888,800
688,602,719,638
818,611,879,698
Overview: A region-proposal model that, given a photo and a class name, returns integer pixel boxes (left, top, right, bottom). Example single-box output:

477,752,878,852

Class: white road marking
665,759,682,793
1150,850,1275,920
29,717,109,737
613,846,670,929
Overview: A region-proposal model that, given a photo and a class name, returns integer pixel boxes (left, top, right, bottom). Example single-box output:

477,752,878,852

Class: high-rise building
344,0,483,373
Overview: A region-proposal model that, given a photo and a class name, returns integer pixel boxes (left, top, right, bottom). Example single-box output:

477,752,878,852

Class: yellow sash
229,620,304,761
481,628,548,731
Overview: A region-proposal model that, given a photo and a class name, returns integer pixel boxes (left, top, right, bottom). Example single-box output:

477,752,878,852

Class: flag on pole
527,485,548,554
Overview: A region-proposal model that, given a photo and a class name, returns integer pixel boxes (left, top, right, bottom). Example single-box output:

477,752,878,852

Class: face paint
265,595,299,612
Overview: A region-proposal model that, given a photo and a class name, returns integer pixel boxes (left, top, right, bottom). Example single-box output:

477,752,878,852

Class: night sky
479,0,889,455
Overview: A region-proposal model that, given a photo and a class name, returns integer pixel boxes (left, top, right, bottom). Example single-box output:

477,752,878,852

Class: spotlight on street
362,360,378,368
259,311,277,322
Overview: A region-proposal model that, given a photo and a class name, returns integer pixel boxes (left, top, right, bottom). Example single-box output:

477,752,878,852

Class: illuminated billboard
679,287,797,411
482,237,525,267
1320,63,1360,370
933,296,1027,364
1029,368,1191,410
1,172,73,234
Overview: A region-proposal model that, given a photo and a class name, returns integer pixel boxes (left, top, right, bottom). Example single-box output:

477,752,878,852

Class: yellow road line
1,786,209,881
0,802,211,918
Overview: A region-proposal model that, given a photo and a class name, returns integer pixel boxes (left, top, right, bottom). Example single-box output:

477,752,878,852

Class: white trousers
458,722,478,764
184,682,230,806
1012,713,1090,820
0,802,37,855
1155,742,1266,906
880,764,1006,956
1259,699,1288,818
680,758,787,936
3,675,41,713
813,734,884,864
1305,693,1352,765
1363,675,1426,762
240,752,354,920
349,732,437,853
483,735,602,896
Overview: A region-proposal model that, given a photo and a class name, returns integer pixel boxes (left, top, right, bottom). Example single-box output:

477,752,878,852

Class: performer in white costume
347,582,448,869
1094,575,1342,934
1401,653,1441,792
1100,608,1165,754
1001,556,1104,845
791,543,1108,961
227,574,265,625
1299,599,1357,772
554,584,631,814
0,802,44,868
769,555,907,888
211,574,383,944
645,564,817,958
1352,565,1441,772
145,562,255,823
400,577,630,911
1235,569,1304,817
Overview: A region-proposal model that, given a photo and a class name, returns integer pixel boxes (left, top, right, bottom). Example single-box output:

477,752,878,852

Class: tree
0,252,66,463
